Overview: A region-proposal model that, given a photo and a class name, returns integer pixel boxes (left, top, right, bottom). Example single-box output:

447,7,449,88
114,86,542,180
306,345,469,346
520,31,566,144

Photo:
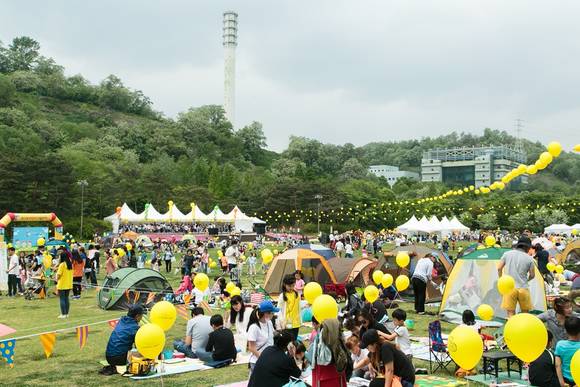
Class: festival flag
132,291,141,304
176,304,189,321
107,319,119,330
39,333,56,359
124,288,130,300
146,292,156,305
0,339,15,368
76,326,89,350
0,324,16,338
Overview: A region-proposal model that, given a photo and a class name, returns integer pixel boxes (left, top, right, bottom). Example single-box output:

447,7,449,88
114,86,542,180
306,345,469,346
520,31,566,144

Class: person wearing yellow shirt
277,275,301,340
55,248,73,319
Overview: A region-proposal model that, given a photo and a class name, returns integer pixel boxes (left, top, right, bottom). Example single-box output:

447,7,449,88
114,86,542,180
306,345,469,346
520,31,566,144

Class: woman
538,297,578,347
71,250,84,299
200,248,209,274
358,309,389,339
226,295,253,352
105,250,117,276
56,249,73,318
248,330,302,387
307,318,350,387
247,300,278,375
360,329,415,387
277,275,301,340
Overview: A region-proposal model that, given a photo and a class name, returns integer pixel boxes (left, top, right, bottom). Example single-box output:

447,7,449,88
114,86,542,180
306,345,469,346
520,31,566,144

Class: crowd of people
119,223,235,234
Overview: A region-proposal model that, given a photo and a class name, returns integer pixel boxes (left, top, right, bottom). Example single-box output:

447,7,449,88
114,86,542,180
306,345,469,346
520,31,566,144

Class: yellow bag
127,356,155,376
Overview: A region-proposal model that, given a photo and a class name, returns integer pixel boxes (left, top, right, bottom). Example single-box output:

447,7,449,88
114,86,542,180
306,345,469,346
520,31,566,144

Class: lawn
0,242,469,386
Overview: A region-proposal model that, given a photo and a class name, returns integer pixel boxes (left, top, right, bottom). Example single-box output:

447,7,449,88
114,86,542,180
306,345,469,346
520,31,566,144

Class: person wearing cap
497,235,536,318
247,300,278,375
99,305,144,376
359,329,415,387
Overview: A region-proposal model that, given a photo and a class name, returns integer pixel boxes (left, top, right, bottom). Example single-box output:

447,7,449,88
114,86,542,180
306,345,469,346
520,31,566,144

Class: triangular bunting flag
146,292,156,305
76,326,89,350
0,339,16,368
124,288,130,300
39,333,56,359
176,304,189,321
133,291,141,304
107,319,119,330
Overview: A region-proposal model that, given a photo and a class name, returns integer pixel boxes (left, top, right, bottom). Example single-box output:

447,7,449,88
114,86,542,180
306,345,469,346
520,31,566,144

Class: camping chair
428,320,455,374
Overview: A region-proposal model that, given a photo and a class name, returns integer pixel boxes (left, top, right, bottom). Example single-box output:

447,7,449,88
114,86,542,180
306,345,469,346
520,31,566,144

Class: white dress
226,306,253,352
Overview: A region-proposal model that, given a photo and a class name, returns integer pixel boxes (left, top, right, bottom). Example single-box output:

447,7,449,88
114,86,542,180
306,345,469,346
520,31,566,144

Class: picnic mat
416,375,467,386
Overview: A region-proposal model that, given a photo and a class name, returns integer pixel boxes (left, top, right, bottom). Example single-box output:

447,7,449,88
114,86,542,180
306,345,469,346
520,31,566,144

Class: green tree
235,121,267,164
0,75,16,106
7,36,41,71
478,212,498,230
340,158,367,180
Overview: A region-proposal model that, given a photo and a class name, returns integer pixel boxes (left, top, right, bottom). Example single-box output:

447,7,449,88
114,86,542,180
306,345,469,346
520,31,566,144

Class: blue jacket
106,316,140,357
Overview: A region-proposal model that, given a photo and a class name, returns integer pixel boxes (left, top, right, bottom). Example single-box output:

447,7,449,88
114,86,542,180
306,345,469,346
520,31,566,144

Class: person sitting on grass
173,307,212,358
248,330,302,387
556,316,580,387
382,309,412,360
346,335,370,379
200,314,237,363
529,330,560,387
100,305,144,376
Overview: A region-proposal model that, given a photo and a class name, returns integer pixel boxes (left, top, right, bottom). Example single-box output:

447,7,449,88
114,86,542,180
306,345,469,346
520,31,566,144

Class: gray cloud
2,0,579,151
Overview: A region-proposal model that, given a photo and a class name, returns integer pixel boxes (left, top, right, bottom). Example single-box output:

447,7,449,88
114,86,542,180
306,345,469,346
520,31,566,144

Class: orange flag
146,292,156,305
107,319,119,330
183,294,192,305
176,304,189,321
39,333,56,358
76,326,89,349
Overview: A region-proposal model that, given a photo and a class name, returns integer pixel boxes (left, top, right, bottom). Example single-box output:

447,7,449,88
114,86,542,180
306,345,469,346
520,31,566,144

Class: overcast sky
2,1,580,151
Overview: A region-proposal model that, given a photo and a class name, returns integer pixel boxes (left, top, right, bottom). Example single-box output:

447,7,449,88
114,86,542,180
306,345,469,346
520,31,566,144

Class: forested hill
0,36,579,235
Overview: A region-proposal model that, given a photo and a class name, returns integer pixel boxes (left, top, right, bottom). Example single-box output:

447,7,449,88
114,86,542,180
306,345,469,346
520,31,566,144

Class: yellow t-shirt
285,291,301,329
56,262,73,290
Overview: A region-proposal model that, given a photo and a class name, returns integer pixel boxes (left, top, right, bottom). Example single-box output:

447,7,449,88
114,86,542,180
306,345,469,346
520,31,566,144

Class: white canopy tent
396,215,419,233
396,215,470,235
448,216,470,232
544,224,572,234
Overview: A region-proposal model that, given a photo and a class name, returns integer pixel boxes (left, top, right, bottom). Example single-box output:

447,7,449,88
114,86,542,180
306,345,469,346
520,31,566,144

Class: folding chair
428,320,455,374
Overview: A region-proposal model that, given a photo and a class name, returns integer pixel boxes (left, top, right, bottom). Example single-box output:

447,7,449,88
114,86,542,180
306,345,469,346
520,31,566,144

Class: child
200,249,209,274
292,341,308,371
138,250,147,269
346,335,370,379
220,254,228,274
294,271,305,297
248,252,257,275
529,330,560,387
383,309,412,359
277,275,301,340
204,314,237,362
460,309,481,333
556,316,580,386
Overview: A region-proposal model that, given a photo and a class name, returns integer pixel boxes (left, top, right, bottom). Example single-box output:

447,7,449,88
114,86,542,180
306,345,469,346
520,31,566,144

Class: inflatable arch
0,212,63,243
557,240,580,264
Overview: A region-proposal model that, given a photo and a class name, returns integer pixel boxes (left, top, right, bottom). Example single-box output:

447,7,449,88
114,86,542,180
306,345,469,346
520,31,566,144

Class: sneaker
98,366,118,376
58,315,66,319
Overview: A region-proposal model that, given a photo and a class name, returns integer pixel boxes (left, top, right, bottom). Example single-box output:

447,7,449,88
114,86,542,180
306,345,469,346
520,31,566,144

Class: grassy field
0,243,470,386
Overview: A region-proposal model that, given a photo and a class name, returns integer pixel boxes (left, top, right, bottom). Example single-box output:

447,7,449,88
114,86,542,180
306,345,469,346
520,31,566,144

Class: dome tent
97,268,172,310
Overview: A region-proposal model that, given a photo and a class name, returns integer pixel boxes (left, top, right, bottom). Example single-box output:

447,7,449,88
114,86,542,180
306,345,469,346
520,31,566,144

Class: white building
368,165,420,186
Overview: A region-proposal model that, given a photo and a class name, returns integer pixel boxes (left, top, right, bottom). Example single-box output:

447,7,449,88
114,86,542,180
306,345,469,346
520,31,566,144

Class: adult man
225,241,240,279
100,305,144,376
345,241,354,258
335,239,345,258
173,307,213,358
6,247,20,296
411,254,436,314
497,235,535,317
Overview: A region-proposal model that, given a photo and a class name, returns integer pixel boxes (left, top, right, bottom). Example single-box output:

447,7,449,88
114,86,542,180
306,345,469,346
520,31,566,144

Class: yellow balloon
230,286,241,296
209,261,217,268
547,141,563,157
396,252,410,268
261,249,274,264
448,325,484,370
381,273,394,288
575,144,580,152
312,294,338,322
217,250,223,257
497,275,515,295
504,313,547,362
37,237,46,247
193,273,209,291
484,235,496,247
135,323,165,359
477,304,494,321
364,285,380,303
125,242,133,251
573,228,578,236
539,151,553,165
304,282,323,304
556,265,564,274
372,270,384,285
535,159,548,170
150,300,176,331
527,165,538,175
226,282,236,293
496,181,505,190
273,249,279,255
395,275,410,291
571,349,580,386
546,262,556,272
42,253,52,268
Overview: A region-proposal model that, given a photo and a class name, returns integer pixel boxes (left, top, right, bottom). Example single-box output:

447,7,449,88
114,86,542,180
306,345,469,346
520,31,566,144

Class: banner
12,226,49,249
76,326,89,350
39,333,56,359
0,339,15,368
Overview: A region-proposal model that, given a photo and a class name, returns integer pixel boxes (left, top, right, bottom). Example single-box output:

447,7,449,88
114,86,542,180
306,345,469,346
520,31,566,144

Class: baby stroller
24,273,46,300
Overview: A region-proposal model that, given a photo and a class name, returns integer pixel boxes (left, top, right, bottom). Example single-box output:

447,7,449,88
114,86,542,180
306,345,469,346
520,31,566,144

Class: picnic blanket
216,375,466,387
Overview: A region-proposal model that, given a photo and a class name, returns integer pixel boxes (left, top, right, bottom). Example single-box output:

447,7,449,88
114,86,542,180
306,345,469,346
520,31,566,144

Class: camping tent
374,245,453,302
439,247,547,325
98,268,172,310
135,235,153,248
344,258,377,286
545,224,572,235
293,243,335,260
263,249,338,295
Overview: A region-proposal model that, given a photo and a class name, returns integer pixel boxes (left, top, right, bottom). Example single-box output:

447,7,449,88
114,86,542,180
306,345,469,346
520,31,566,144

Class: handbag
313,332,333,366
282,376,307,387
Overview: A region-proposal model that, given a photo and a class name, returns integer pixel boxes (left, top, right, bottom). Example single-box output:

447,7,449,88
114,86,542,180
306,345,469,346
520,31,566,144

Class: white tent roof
143,204,164,222
571,224,580,230
206,206,229,222
396,215,419,232
544,224,572,234
428,216,441,232
439,216,452,230
184,204,211,222
448,216,469,231
252,217,266,224
225,206,253,221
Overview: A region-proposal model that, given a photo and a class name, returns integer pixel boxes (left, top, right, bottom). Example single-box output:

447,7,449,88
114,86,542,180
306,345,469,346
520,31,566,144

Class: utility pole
314,194,323,235
77,180,88,240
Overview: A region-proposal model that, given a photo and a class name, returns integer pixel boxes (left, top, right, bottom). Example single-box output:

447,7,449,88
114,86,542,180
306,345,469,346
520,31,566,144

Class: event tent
396,215,419,233
396,215,469,235
448,216,469,232
545,224,573,234
439,247,547,325
293,243,335,260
